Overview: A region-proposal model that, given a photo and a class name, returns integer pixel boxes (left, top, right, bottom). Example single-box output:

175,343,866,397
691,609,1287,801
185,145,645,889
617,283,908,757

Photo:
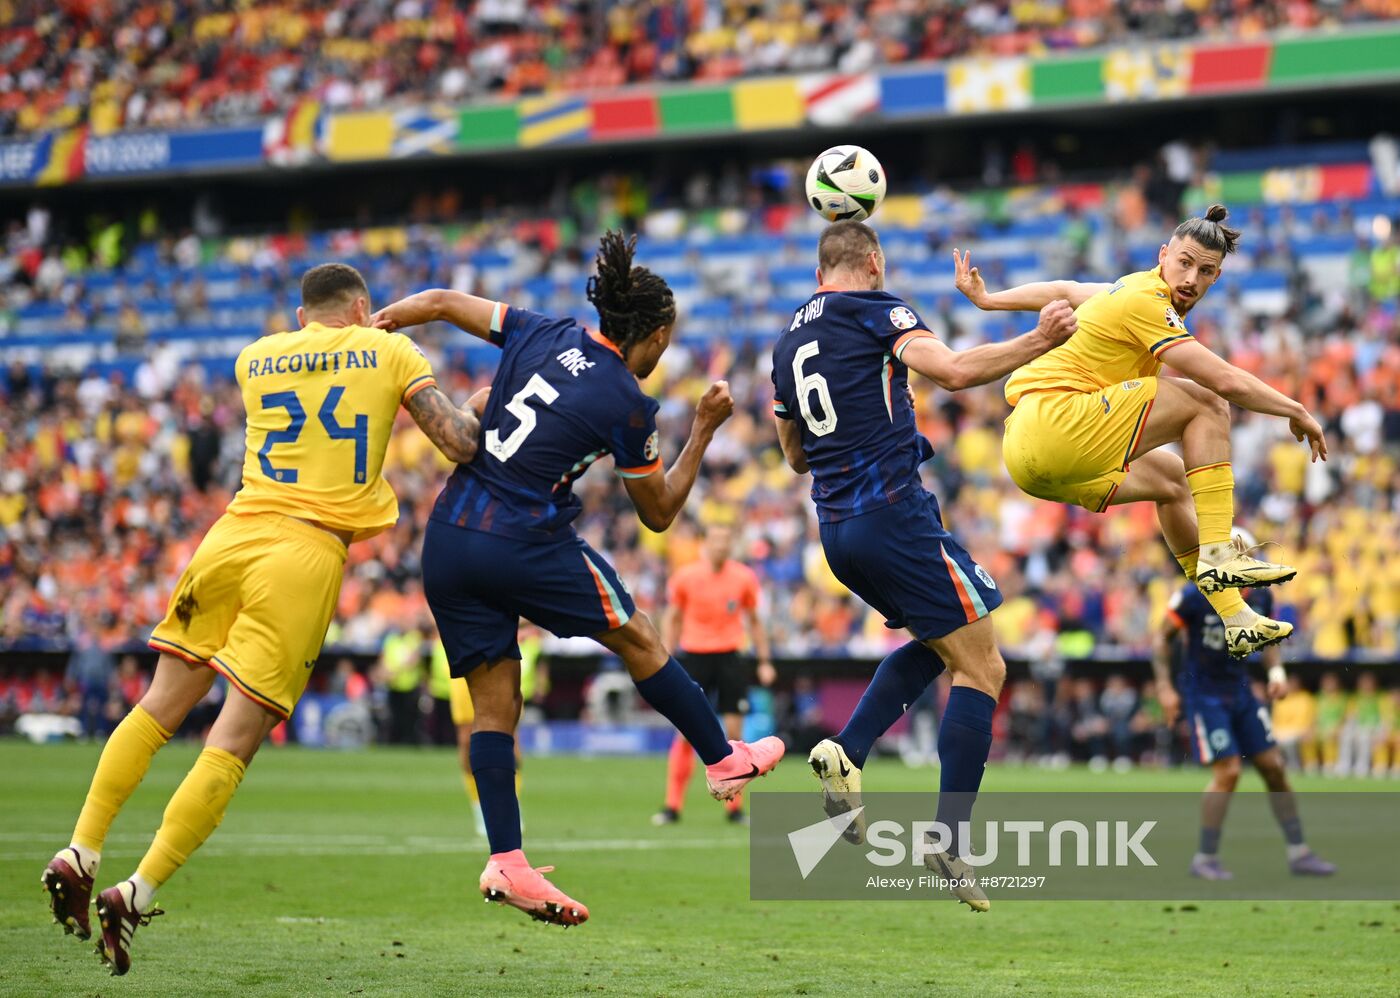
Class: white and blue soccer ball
805,145,887,222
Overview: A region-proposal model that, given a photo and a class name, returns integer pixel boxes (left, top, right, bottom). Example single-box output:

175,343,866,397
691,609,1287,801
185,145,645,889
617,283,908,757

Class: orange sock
725,791,743,814
665,735,695,813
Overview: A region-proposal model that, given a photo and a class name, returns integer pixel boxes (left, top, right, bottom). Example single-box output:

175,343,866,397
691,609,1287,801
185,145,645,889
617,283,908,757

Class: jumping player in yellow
41,264,482,975
955,205,1328,657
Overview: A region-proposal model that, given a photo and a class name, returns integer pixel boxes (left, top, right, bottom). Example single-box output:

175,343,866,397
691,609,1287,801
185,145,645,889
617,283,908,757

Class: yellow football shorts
1002,377,1159,513
149,511,347,719
449,677,474,726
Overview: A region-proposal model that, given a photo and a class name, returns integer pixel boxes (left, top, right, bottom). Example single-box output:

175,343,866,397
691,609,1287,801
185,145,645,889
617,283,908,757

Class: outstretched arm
622,381,734,532
899,299,1078,391
1162,341,1328,461
954,249,1111,312
372,289,502,343
406,385,481,464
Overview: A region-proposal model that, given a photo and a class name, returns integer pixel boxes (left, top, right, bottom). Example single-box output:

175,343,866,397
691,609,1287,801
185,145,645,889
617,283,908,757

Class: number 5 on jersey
486,373,560,462
793,341,838,436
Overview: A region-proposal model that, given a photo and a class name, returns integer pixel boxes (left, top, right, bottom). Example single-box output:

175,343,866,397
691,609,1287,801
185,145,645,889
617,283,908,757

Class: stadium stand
2,0,1397,136
2,141,1397,683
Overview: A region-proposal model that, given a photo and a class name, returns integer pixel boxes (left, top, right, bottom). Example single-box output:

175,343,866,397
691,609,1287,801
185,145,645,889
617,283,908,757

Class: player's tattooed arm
1151,615,1183,728
372,290,499,343
406,385,481,464
622,380,733,532
953,249,1110,311
775,416,809,474
901,300,1078,391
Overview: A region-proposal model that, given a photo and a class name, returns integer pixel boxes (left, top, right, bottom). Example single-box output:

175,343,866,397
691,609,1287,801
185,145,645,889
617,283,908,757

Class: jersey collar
586,327,624,358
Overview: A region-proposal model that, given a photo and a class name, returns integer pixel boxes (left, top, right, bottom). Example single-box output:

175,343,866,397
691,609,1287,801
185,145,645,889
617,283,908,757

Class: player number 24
258,387,368,485
793,341,838,436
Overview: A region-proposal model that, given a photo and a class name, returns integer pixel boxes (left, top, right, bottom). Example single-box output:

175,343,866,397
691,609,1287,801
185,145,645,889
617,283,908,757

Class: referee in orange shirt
652,522,774,825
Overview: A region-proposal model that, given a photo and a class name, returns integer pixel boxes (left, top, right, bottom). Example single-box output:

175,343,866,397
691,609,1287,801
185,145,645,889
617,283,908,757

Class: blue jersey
431,305,661,541
771,289,936,522
1169,585,1275,699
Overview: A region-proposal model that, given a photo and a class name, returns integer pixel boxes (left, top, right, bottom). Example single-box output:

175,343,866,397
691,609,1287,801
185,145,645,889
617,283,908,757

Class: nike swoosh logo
723,765,760,781
837,758,850,777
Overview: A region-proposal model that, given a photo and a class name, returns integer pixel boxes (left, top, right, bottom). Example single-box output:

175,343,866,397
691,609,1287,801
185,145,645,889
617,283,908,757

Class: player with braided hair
372,231,784,927
585,229,677,355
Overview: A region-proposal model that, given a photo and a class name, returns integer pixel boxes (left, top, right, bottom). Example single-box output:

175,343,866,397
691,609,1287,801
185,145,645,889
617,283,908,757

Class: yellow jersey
1271,689,1316,736
228,322,436,540
1005,267,1196,405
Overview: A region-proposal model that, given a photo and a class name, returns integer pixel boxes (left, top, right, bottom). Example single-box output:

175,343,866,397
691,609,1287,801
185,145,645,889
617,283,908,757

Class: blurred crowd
3,0,1397,136
7,644,1400,779
3,199,1397,667
993,669,1400,776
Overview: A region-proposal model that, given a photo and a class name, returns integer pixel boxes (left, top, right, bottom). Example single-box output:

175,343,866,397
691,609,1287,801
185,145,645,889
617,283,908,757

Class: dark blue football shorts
819,489,1002,642
422,517,634,674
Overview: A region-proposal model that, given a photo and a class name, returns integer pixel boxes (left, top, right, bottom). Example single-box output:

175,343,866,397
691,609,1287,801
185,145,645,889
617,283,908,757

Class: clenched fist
1034,299,1078,348
695,380,734,433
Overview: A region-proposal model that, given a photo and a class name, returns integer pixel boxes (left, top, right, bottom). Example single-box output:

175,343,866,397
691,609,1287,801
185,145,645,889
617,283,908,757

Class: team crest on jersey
643,431,660,461
1209,729,1230,751
1122,379,1142,391
889,307,918,330
974,564,997,590
1164,306,1184,330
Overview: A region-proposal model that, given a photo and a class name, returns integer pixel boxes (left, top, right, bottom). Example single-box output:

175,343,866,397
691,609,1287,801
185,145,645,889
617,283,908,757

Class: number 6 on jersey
793,341,838,436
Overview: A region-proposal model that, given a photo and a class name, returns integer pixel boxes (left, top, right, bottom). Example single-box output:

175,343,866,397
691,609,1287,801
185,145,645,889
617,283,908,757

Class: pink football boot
705,737,786,801
479,850,589,927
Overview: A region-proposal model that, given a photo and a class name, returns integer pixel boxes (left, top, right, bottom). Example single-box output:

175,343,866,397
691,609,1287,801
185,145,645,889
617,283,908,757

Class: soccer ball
805,145,887,222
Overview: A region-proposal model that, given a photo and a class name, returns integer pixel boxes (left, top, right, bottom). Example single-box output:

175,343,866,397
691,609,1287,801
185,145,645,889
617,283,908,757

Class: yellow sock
462,771,479,803
1173,545,1248,618
136,746,246,889
72,705,172,853
1186,463,1235,550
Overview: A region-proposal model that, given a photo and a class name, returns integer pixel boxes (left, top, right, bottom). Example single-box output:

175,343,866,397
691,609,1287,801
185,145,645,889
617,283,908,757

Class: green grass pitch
1,740,1395,996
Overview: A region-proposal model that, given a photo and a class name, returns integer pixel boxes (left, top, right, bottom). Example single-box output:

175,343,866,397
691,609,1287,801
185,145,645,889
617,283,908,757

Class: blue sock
635,659,731,765
470,731,521,855
835,641,945,768
1200,826,1222,855
935,686,996,858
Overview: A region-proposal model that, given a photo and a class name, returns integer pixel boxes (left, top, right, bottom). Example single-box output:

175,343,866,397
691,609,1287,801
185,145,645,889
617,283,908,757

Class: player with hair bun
959,204,1328,658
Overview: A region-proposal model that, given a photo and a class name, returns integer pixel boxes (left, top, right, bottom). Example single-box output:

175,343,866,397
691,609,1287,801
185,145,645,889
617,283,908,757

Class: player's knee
1215,756,1242,787
1200,390,1231,426
1254,755,1287,787
1160,473,1190,507
984,652,1007,694
947,646,1005,697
